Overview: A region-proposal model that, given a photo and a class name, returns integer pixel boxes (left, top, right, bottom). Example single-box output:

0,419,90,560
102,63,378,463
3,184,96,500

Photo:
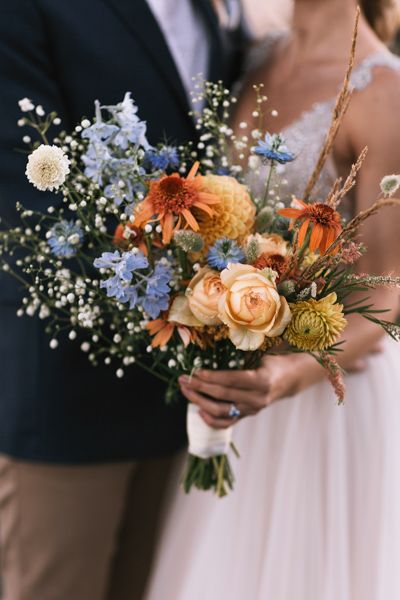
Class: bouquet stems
182,453,235,498
183,404,240,497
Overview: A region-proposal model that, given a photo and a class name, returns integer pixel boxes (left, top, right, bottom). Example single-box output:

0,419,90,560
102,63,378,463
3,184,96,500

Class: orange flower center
253,253,288,275
307,204,341,227
247,291,262,308
150,174,199,214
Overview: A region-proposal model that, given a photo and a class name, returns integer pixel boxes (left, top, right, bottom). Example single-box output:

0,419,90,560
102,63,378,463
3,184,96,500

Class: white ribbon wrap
187,404,233,459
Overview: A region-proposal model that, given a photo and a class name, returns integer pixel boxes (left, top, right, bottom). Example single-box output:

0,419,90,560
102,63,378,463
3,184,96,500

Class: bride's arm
323,66,400,366
179,69,400,429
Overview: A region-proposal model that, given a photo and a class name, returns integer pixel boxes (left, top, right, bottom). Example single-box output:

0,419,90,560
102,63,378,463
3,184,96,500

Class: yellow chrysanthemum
193,175,256,250
284,292,347,351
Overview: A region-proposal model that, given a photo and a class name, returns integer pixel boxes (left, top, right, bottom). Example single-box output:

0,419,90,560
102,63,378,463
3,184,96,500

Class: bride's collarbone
255,67,353,132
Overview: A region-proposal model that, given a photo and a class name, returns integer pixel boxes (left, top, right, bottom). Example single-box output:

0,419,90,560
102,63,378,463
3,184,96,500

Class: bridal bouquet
1,75,400,496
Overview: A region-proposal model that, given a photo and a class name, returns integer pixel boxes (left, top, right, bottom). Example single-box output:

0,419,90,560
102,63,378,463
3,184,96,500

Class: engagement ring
229,404,241,418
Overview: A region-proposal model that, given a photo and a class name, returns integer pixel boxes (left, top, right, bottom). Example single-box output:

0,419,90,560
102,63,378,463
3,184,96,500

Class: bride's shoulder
351,51,400,92
345,51,400,150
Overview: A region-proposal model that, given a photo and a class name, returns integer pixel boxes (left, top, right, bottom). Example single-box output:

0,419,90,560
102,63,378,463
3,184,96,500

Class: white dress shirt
146,0,210,102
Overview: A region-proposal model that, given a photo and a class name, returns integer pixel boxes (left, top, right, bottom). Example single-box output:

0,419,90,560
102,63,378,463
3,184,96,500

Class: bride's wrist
290,353,326,395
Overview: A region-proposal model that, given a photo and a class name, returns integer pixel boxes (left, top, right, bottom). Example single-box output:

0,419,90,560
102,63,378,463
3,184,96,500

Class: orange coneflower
147,318,192,348
253,253,289,279
279,199,342,255
134,162,220,245
113,223,148,254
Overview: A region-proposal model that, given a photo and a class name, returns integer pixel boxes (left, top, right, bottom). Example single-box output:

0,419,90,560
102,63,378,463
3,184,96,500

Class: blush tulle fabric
145,339,400,600
144,51,400,600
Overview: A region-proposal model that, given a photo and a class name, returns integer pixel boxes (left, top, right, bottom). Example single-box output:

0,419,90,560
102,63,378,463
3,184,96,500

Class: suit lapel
104,0,190,114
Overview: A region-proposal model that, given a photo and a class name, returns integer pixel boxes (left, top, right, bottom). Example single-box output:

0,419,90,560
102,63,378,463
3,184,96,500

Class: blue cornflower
254,133,295,164
47,220,84,259
143,146,179,172
207,238,245,271
103,93,150,150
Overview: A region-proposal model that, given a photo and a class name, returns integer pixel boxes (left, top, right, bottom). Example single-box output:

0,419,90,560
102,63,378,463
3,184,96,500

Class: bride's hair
360,0,400,42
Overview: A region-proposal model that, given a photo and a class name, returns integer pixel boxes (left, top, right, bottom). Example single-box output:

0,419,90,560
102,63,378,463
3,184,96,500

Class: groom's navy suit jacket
0,0,242,462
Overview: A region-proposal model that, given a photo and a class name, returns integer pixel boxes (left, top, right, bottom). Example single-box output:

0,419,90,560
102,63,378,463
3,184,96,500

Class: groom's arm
0,0,68,300
0,0,68,213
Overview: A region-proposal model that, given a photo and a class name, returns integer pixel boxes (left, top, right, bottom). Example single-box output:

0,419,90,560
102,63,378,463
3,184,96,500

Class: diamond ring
229,403,241,418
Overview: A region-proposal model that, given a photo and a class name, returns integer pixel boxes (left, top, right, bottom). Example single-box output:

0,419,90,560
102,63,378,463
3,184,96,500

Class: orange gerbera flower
279,199,342,255
113,223,148,254
147,318,192,348
134,162,219,244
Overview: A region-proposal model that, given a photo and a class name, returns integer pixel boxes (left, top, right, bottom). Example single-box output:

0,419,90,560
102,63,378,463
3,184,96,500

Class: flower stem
262,161,275,209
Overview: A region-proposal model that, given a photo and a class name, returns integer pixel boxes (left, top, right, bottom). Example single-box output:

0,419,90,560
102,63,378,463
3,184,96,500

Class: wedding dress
144,51,400,600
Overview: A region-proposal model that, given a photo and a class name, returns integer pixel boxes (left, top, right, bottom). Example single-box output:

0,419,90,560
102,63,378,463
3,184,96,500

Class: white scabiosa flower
380,174,400,198
26,144,70,191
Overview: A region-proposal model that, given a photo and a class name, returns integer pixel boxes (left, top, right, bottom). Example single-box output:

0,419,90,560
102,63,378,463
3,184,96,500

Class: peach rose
168,295,202,327
218,264,292,351
246,233,289,259
186,268,225,326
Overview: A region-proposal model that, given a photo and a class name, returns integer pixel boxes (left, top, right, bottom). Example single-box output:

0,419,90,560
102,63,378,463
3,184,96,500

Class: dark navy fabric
0,0,241,462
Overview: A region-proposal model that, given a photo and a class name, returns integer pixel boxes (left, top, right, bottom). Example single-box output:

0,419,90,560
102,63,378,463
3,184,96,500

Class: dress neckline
281,50,400,138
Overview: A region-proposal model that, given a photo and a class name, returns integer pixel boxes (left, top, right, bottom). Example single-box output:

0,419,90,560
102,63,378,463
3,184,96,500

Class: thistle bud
245,238,259,264
174,230,204,253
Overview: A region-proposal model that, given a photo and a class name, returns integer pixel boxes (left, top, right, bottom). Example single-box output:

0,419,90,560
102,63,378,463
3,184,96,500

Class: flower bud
174,230,204,253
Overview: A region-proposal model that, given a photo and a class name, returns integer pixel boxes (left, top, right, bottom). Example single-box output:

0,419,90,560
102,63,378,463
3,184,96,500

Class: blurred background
241,0,400,53
243,0,292,38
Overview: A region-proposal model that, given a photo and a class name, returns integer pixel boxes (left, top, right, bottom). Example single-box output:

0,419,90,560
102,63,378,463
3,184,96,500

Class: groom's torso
0,0,243,462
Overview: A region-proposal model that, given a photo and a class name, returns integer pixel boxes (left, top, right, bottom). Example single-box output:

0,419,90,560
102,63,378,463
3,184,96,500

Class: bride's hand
179,354,325,429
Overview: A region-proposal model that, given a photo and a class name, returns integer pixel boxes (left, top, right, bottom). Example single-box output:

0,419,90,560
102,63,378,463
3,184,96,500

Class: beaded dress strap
350,52,400,91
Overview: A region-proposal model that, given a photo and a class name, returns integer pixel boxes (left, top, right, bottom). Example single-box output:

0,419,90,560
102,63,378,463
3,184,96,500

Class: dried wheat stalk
303,7,360,201
327,146,369,208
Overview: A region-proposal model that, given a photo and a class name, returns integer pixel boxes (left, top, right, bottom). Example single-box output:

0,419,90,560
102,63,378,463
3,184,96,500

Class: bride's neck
290,0,377,63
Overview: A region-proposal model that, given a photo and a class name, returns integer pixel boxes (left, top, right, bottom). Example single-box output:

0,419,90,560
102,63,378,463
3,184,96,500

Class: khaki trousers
0,454,173,600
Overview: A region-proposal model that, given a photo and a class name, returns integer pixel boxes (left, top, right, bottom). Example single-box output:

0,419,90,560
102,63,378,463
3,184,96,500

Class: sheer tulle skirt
144,337,400,600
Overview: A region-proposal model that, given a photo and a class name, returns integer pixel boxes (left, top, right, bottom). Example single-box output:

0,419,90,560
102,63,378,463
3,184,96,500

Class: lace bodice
247,48,400,205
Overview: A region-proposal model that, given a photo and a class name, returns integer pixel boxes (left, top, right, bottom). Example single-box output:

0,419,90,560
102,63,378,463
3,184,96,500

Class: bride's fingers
180,386,239,429
179,375,246,403
191,369,267,393
198,410,239,430
181,386,248,419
